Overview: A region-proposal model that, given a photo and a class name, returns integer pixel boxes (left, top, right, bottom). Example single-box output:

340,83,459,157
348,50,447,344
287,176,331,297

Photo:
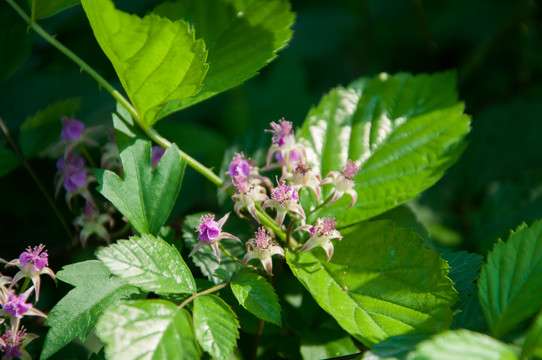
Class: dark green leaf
287,220,457,347
361,334,429,360
81,0,208,125
95,104,185,235
96,234,196,295
300,328,359,360
0,147,20,177
153,0,294,115
96,300,201,360
0,1,33,83
30,0,81,20
298,72,470,228
41,261,142,360
231,271,281,326
193,294,239,360
479,220,542,338
522,311,542,359
441,250,482,310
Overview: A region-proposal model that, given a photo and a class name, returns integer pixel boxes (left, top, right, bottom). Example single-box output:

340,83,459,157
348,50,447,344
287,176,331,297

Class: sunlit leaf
361,334,429,360
30,0,81,20
300,328,358,360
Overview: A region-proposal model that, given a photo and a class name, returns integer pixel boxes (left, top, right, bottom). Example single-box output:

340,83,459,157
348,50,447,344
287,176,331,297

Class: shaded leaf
81,0,208,125
0,1,33,83
0,147,20,177
287,220,457,347
361,334,429,360
522,311,542,359
96,300,201,360
97,234,196,295
41,261,142,360
30,0,81,20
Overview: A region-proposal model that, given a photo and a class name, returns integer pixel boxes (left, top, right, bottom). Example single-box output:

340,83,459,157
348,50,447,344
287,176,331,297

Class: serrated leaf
193,294,239,360
231,271,281,326
81,0,208,125
19,97,81,158
95,104,185,235
97,234,196,294
287,220,457,347
300,328,359,360
41,261,142,360
96,300,201,360
441,250,482,309
153,0,294,115
298,72,470,228
30,0,81,20
408,330,517,360
0,1,33,83
361,334,429,360
479,220,542,338
522,311,542,359
183,213,245,284
0,146,20,177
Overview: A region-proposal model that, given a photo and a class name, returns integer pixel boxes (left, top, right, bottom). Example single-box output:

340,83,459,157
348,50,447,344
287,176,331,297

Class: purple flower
265,118,307,171
283,162,322,201
243,227,284,275
61,116,85,141
232,175,269,223
266,118,293,147
321,160,361,208
151,146,165,170
190,213,241,261
227,153,251,179
56,153,87,193
296,217,342,261
2,292,32,319
262,179,305,227
0,327,37,360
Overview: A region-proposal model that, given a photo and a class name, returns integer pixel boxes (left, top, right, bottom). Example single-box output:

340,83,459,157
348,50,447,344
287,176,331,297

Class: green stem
218,243,245,266
178,282,229,309
307,192,334,217
78,143,97,169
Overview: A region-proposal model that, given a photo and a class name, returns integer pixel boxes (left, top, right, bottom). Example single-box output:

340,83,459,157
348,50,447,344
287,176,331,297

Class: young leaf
153,0,295,115
298,72,470,228
193,294,240,360
409,330,518,360
522,311,542,359
41,261,142,360
81,0,208,125
96,300,201,360
231,271,281,326
479,220,542,338
30,0,81,21
19,97,81,159
0,147,20,177
287,220,457,347
95,104,185,235
96,234,196,295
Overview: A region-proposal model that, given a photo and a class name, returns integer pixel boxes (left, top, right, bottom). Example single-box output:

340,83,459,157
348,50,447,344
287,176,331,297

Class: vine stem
178,282,229,309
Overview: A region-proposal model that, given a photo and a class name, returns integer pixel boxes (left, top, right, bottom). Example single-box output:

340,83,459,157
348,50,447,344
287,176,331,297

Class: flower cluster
0,245,55,359
190,118,361,274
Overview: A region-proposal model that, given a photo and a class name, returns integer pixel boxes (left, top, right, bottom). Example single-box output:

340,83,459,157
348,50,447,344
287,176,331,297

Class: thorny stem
0,117,75,242
178,282,230,309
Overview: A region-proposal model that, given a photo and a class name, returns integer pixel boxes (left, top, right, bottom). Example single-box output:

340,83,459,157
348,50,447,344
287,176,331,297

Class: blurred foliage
1,0,542,358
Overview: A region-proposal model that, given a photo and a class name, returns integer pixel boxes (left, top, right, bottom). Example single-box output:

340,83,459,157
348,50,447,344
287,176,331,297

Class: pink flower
56,154,87,193
189,213,241,262
296,217,342,261
0,287,46,320
227,153,251,179
283,162,321,201
262,179,305,227
232,176,269,223
243,227,284,275
0,327,37,360
265,118,306,171
321,160,360,208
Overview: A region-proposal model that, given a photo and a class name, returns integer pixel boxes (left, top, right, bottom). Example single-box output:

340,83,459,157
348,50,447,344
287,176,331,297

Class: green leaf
408,330,518,360
298,72,470,228
81,0,208,125
0,147,20,177
286,220,457,347
95,104,185,235
0,1,33,83
522,311,542,359
441,250,482,310
96,300,201,360
96,234,196,295
19,97,81,158
231,271,281,326
41,261,142,360
300,328,359,360
153,0,294,115
479,220,542,338
361,334,429,360
30,0,81,20
193,294,239,360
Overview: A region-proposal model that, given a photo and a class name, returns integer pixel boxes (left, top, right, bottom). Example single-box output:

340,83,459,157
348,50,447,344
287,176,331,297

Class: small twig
178,282,230,309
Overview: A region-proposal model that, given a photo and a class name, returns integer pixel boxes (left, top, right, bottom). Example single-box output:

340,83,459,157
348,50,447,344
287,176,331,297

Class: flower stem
178,282,230,309
218,243,245,266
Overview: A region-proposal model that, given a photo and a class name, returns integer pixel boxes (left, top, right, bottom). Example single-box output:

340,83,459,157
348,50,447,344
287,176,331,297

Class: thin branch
178,282,230,309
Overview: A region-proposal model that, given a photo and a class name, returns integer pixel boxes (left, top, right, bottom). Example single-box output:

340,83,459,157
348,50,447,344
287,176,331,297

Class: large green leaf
153,0,294,115
287,220,457,347
479,220,542,338
298,72,470,228
96,234,196,295
522,311,542,359
95,104,185,235
409,330,517,360
19,97,81,158
96,300,201,360
41,261,142,360
231,271,282,326
30,0,81,20
81,0,208,125
193,294,239,360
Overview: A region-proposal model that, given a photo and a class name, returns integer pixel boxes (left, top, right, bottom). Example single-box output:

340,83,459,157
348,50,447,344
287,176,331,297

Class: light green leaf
193,294,239,360
81,0,208,125
96,300,201,360
0,1,33,83
479,220,542,338
522,311,542,359
95,104,185,235
19,97,81,158
231,271,281,326
96,234,196,295
287,220,457,347
298,72,470,228
408,330,517,360
300,328,359,360
0,147,20,177
41,261,142,360
30,0,81,20
153,0,294,115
